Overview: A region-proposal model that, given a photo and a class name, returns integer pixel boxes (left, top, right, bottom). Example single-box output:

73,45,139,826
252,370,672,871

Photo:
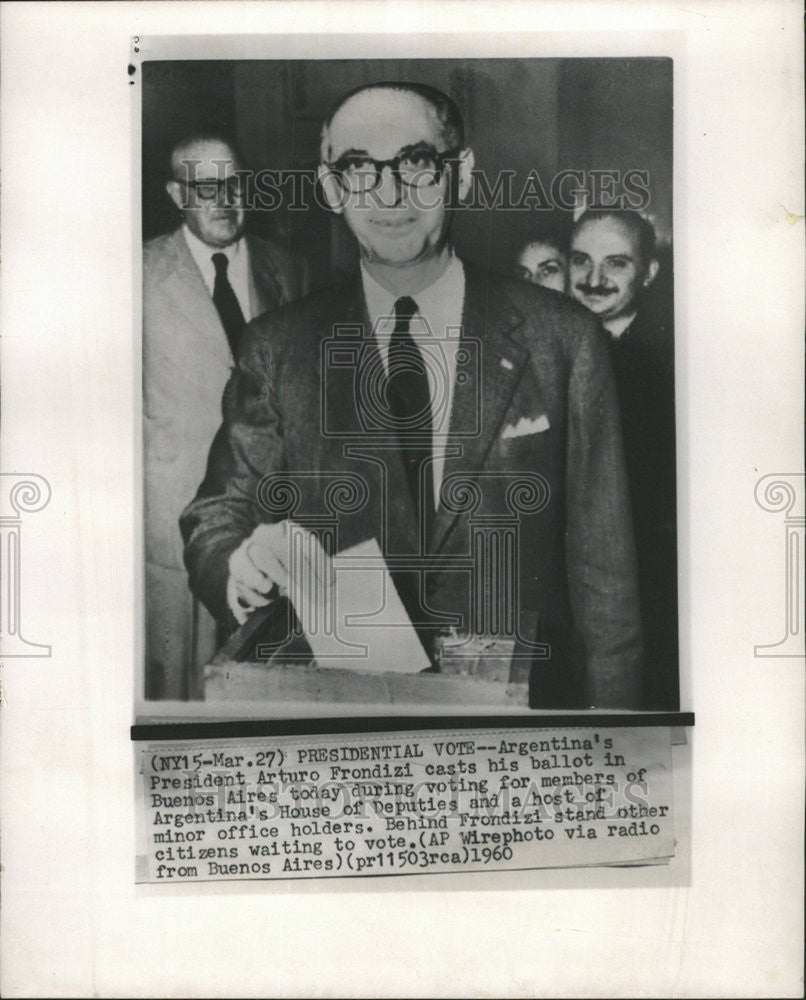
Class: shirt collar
604,309,637,340
182,224,243,271
360,254,465,339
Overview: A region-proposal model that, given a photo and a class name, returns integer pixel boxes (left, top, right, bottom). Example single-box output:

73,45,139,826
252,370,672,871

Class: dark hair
519,211,573,258
573,208,657,266
169,131,244,179
320,81,465,160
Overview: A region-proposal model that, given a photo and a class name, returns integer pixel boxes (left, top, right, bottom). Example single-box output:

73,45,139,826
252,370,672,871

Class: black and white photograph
141,52,679,717
1,2,802,995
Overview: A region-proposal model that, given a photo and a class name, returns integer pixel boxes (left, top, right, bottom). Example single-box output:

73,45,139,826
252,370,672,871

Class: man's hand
226,521,334,626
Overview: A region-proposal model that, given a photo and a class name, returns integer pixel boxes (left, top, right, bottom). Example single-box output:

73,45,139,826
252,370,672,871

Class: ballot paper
286,533,430,673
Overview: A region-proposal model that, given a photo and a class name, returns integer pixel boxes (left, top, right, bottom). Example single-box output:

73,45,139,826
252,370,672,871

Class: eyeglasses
173,176,245,202
326,145,461,192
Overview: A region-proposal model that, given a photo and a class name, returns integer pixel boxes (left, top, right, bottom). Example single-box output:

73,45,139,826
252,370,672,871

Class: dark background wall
142,58,672,273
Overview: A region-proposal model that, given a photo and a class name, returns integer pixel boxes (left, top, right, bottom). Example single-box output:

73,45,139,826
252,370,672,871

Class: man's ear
643,257,660,288
165,179,184,213
456,148,475,203
317,164,345,215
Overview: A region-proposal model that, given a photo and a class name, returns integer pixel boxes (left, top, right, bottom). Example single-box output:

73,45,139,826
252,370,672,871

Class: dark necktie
386,296,435,533
211,252,246,357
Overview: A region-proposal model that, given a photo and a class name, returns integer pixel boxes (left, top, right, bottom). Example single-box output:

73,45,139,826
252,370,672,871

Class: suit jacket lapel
430,265,529,555
322,276,370,440
161,229,232,369
247,236,284,315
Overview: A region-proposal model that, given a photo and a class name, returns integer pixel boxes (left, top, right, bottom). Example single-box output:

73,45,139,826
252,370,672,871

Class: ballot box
202,604,529,707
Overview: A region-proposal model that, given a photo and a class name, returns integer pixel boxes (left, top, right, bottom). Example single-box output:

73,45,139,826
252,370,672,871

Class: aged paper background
1,1,803,996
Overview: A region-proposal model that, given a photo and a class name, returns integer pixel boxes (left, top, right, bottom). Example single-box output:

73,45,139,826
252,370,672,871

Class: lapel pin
500,357,514,371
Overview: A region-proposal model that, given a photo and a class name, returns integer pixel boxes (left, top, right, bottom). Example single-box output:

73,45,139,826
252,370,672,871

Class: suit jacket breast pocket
495,421,553,471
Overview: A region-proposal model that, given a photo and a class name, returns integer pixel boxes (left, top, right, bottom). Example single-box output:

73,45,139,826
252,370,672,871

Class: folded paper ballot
286,533,430,673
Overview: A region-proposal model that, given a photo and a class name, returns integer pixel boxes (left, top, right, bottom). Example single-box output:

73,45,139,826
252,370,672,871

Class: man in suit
181,84,643,709
144,133,309,699
569,209,678,708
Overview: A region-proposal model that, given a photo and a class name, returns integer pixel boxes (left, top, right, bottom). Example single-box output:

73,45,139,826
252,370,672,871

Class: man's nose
589,261,605,286
574,258,593,284
375,164,404,206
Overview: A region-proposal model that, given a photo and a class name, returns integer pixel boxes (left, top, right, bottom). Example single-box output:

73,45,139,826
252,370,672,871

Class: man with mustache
569,208,659,335
181,84,644,709
570,209,678,708
143,133,310,699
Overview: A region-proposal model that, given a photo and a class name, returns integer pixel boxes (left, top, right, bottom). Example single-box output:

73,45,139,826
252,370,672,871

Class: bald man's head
316,83,474,277
320,82,464,163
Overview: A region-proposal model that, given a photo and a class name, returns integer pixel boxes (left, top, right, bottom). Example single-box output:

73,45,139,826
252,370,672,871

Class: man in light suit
144,133,309,699
181,84,643,708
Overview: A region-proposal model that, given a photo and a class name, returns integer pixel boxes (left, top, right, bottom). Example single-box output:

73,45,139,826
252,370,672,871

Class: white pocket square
501,414,551,439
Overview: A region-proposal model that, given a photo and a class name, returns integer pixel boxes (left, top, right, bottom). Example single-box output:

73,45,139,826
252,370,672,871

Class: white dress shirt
604,309,638,340
360,255,466,510
182,225,255,322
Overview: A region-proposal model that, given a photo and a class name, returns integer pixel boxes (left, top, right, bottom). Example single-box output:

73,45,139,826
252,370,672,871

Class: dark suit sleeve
292,254,311,301
180,321,285,624
270,241,312,305
564,314,643,708
272,248,311,304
